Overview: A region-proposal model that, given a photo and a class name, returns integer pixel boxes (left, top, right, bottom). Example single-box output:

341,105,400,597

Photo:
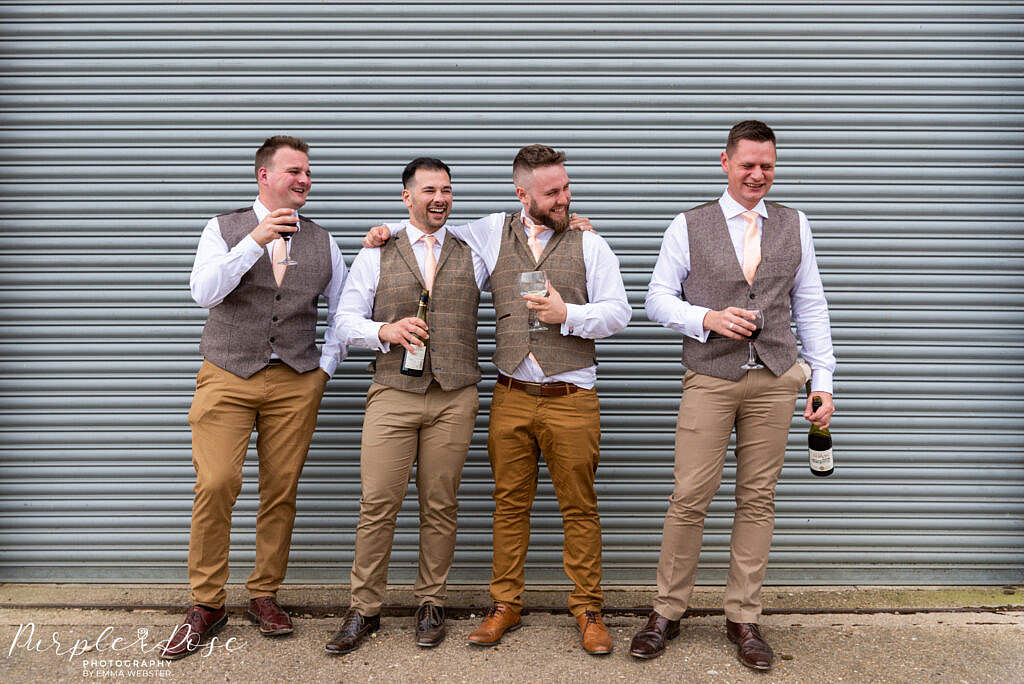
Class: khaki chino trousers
487,382,603,617
653,362,806,624
349,381,479,616
187,359,328,608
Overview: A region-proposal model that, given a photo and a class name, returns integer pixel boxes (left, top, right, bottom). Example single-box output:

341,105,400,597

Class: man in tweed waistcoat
162,136,348,660
631,121,836,670
325,158,490,655
364,145,630,654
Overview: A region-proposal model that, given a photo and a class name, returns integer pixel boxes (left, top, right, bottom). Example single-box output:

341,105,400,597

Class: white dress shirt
387,212,631,389
338,221,491,353
645,190,836,394
189,198,348,376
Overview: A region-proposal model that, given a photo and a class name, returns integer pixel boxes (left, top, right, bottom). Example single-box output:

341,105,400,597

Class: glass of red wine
740,309,764,370
277,211,299,265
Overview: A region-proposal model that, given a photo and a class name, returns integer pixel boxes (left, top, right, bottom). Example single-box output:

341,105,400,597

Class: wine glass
277,210,299,265
519,270,548,332
740,309,764,370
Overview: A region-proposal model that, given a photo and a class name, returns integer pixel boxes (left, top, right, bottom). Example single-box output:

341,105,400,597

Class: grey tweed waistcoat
198,208,332,378
681,200,801,381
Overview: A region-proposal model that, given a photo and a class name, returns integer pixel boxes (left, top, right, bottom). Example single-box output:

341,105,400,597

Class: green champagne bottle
806,381,834,477
400,289,429,377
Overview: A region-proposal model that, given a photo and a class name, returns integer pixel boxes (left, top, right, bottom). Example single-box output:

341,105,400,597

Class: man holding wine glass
633,121,836,670
162,136,349,660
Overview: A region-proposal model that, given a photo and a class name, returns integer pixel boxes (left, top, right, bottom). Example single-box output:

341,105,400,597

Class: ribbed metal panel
1,1,1021,585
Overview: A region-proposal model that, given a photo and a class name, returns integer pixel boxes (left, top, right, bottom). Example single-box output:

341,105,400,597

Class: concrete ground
1,585,1021,683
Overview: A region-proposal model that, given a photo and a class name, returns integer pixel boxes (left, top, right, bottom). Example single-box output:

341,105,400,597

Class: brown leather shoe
415,602,446,648
467,603,522,646
576,610,613,655
325,611,380,655
726,619,774,671
160,605,227,660
246,596,294,636
629,610,680,660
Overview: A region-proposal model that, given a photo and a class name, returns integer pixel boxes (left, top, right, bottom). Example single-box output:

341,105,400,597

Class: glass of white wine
519,270,548,332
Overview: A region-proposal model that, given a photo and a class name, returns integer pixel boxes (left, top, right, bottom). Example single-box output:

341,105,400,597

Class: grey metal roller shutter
1,1,1021,585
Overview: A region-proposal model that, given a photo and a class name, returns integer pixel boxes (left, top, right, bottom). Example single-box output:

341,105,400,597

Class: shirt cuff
561,302,584,336
319,356,338,378
372,321,390,353
236,233,265,258
690,306,712,342
810,368,834,395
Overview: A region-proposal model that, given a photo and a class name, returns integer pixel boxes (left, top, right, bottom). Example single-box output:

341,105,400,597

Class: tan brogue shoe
576,610,612,655
467,603,521,646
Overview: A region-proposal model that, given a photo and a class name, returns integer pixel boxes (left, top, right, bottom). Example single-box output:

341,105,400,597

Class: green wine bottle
806,382,834,477
400,289,429,377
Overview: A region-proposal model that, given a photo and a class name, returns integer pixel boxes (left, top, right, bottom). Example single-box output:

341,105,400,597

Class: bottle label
405,343,426,371
809,448,833,472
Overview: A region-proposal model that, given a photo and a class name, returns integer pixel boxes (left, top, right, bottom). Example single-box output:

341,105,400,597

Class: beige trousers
487,382,603,617
653,363,805,624
187,359,328,608
349,381,479,616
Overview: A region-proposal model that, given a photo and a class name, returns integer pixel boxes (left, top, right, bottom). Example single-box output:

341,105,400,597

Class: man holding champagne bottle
164,136,349,660
326,158,489,654
633,121,836,670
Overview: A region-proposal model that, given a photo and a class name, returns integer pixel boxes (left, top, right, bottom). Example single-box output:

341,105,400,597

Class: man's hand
568,213,595,232
524,281,568,324
250,208,298,246
378,317,428,353
363,224,392,248
804,392,834,429
703,307,758,340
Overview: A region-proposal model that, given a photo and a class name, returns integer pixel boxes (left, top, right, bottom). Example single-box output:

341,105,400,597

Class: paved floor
1,586,1021,683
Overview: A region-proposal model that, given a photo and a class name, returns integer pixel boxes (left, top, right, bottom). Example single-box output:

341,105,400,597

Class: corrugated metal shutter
1,1,1021,585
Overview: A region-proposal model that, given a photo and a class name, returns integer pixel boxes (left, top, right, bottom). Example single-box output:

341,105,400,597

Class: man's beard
529,198,570,232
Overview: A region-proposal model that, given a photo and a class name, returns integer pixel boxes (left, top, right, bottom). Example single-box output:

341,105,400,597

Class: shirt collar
403,220,446,247
718,190,767,220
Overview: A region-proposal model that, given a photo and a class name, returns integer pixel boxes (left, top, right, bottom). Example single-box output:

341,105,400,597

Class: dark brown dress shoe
415,602,447,648
629,610,680,660
467,603,522,646
160,605,227,660
246,596,294,636
726,619,774,671
325,610,380,655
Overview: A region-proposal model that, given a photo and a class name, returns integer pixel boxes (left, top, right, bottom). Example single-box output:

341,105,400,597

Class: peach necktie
525,219,544,262
741,210,761,285
272,238,287,287
420,234,437,292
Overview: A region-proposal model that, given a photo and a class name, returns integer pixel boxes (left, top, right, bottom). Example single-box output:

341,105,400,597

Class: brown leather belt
496,372,580,397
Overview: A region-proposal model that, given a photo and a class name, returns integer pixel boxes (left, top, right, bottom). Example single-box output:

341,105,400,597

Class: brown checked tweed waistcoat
681,200,801,382
491,211,595,377
370,230,481,393
199,208,332,378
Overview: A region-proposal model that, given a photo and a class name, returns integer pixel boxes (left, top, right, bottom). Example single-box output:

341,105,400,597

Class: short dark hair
402,157,451,188
726,120,776,154
254,135,309,177
512,144,567,184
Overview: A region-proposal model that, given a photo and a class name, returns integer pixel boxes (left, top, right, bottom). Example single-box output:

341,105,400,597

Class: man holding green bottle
633,120,836,670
